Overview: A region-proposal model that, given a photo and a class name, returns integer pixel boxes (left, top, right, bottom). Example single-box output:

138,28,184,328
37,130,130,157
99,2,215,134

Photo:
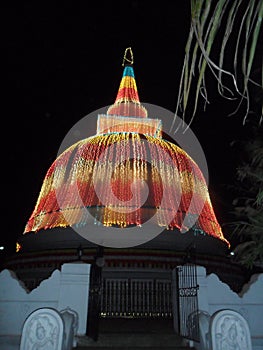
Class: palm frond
172,0,263,132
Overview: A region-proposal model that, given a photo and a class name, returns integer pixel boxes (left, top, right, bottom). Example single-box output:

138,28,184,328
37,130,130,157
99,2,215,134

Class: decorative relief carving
210,309,252,350
20,308,64,350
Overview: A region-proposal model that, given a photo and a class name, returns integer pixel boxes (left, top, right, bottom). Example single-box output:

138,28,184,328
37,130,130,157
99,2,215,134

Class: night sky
2,1,260,261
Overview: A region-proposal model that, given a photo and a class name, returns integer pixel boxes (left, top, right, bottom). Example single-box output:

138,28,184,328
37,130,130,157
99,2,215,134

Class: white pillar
196,266,209,313
58,262,91,335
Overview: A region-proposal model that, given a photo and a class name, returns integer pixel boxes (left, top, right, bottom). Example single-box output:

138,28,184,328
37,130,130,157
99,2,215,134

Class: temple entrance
86,250,199,343
100,268,173,318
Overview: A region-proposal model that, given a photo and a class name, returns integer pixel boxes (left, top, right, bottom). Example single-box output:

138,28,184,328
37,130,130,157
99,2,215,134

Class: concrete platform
75,318,194,349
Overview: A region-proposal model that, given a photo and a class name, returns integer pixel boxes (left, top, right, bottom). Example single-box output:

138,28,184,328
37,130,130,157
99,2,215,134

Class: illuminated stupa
23,55,229,249
9,49,245,298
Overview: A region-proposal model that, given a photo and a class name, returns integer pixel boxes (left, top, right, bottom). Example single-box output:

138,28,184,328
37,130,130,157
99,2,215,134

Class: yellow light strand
122,47,134,66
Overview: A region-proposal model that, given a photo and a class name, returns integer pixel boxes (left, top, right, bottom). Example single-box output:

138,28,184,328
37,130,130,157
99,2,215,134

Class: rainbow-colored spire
97,48,160,136
114,66,140,104
107,48,147,118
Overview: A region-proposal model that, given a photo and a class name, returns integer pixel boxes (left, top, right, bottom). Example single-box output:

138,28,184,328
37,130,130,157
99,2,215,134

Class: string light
24,132,229,246
23,49,230,248
122,47,134,66
16,242,21,252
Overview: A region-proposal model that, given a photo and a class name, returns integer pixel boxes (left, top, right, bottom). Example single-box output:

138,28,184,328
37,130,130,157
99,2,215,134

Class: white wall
196,266,263,350
0,262,90,336
1,262,262,349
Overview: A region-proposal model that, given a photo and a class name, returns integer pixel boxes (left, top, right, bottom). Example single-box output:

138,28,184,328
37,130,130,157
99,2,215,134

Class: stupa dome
24,132,227,245
23,52,230,249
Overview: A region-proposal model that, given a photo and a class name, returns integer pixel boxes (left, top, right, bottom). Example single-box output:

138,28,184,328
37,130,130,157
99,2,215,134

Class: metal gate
173,264,200,341
100,271,173,318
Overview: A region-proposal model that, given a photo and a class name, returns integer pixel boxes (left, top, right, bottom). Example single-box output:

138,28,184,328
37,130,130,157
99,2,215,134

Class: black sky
2,1,257,259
